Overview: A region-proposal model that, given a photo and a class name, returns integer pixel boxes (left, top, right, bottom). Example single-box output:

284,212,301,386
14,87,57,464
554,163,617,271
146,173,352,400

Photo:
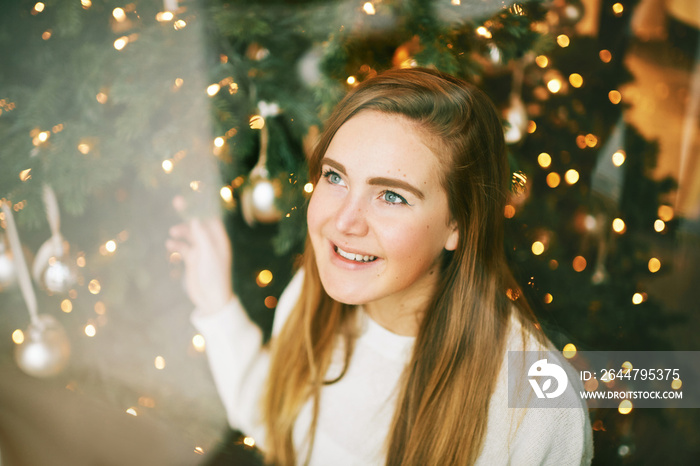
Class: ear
444,222,459,251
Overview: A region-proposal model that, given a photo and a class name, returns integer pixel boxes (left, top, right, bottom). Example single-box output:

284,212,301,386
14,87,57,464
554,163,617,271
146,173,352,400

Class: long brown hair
262,68,543,465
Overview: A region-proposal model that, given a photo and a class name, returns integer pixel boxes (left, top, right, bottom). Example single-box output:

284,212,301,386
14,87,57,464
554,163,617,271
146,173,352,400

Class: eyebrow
320,157,426,200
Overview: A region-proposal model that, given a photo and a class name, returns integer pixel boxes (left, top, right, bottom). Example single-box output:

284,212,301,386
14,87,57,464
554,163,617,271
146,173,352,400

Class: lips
334,245,377,263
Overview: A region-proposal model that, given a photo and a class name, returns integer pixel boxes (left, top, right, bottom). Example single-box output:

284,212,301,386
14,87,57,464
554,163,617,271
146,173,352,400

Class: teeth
336,246,376,263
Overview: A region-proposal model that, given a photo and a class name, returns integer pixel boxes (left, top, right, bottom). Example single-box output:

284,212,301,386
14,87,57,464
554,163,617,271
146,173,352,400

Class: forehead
324,110,444,183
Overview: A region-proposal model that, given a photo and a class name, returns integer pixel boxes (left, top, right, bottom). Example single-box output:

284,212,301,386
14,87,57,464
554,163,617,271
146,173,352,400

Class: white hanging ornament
1,201,71,378
503,94,528,144
241,102,283,226
0,236,17,289
14,314,71,377
32,186,76,294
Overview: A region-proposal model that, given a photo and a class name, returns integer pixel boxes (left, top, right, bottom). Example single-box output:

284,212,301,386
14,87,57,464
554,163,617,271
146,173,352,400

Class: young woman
168,68,593,465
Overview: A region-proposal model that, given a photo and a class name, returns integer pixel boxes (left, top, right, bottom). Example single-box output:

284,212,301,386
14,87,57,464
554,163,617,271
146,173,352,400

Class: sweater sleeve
190,269,305,430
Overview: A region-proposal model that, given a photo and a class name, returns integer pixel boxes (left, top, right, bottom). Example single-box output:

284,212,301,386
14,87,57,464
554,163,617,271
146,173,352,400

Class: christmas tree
1,0,698,463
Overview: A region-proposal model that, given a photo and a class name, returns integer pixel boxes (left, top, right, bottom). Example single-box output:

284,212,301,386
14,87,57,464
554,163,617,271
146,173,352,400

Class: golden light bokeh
81,0,92,8
249,115,265,129
609,90,622,104
535,55,548,68
556,34,570,48
363,2,376,15
173,20,187,30
156,11,174,22
531,241,545,255
12,329,24,345
214,137,225,148
220,186,233,203
95,301,106,315
565,169,579,185
85,324,96,337
126,407,138,416
572,256,587,272
648,257,661,273
78,143,91,154
114,36,128,51
599,49,612,63
88,279,101,295
504,204,516,218
585,134,598,147
549,259,559,270
632,293,643,305
546,172,561,188
193,334,206,351
19,168,32,181
612,150,626,166
612,3,624,15
155,356,166,370
563,343,577,359
243,437,256,447
96,92,108,104
61,299,73,313
612,218,626,233
105,240,117,253
304,182,314,193
476,26,492,39
657,205,674,222
538,152,552,168
618,399,633,415
264,296,278,309
547,79,562,93
569,73,583,88
113,7,126,21
654,219,665,232
34,3,45,13
527,120,537,134
190,180,201,191
671,379,682,390
162,159,174,173
256,269,273,287
207,84,220,96
544,293,553,304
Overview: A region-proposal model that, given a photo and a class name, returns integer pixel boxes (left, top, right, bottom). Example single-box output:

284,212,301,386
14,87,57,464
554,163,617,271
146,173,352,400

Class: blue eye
322,169,344,185
382,190,409,205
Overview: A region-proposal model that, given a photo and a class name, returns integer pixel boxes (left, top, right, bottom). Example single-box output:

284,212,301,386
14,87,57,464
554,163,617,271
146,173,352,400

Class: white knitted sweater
192,271,593,465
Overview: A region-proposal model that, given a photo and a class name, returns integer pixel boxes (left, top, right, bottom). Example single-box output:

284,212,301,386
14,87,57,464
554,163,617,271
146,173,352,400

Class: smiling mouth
334,246,377,263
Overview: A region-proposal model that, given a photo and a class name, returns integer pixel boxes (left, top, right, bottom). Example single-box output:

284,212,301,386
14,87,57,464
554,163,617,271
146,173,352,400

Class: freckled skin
307,111,459,335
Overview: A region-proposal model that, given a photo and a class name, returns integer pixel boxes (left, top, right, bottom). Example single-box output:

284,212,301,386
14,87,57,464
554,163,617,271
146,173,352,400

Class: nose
334,195,369,237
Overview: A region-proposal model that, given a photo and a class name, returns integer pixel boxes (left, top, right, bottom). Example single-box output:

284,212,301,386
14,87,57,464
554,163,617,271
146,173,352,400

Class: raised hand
166,217,234,314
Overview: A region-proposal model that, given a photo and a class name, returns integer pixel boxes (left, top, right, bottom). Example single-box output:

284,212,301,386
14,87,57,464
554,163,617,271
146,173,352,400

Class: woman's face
307,110,459,311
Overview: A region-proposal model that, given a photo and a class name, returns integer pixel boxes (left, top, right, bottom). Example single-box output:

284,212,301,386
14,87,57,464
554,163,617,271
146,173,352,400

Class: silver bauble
240,176,282,225
41,257,77,294
503,94,528,144
14,314,71,378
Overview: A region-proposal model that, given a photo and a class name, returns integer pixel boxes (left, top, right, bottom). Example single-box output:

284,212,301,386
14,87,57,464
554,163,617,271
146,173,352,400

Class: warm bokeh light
547,79,562,93
599,49,612,63
77,255,86,267
527,120,537,134
192,334,206,352
243,437,256,447
257,270,273,287
531,241,545,256
162,159,173,173
612,3,624,15
621,361,633,374
81,0,92,8
654,219,665,232
546,172,561,188
476,26,492,39
114,36,128,50
126,407,138,416
657,205,674,221
609,90,622,104
304,183,314,193
38,131,49,142
61,299,73,313
207,84,220,96
194,446,205,455
346,76,357,85
214,137,225,147
363,2,376,15
585,134,598,147
572,256,587,272
42,30,52,40
34,3,45,13
113,7,126,21
190,180,201,191
569,73,583,88
19,168,32,181
174,20,187,30
556,34,570,48
648,257,661,273
78,143,91,154
105,240,117,253
220,186,233,203
504,204,515,218
549,259,559,270
632,293,643,305
95,301,106,315
564,169,579,185
85,324,96,337
612,150,626,166
155,356,166,370
563,343,576,359
544,293,553,304
156,11,174,22
249,115,265,129
535,55,548,68
618,400,632,415
537,152,551,168
612,218,626,233
671,379,682,390
264,296,278,309
88,279,101,295
96,92,108,104
12,329,24,345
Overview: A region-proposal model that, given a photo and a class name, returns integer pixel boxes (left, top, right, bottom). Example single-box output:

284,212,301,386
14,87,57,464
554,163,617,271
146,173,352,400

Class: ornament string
31,185,66,283
1,202,40,326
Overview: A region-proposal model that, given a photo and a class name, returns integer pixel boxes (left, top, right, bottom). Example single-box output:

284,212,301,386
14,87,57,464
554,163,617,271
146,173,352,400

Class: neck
363,263,441,337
